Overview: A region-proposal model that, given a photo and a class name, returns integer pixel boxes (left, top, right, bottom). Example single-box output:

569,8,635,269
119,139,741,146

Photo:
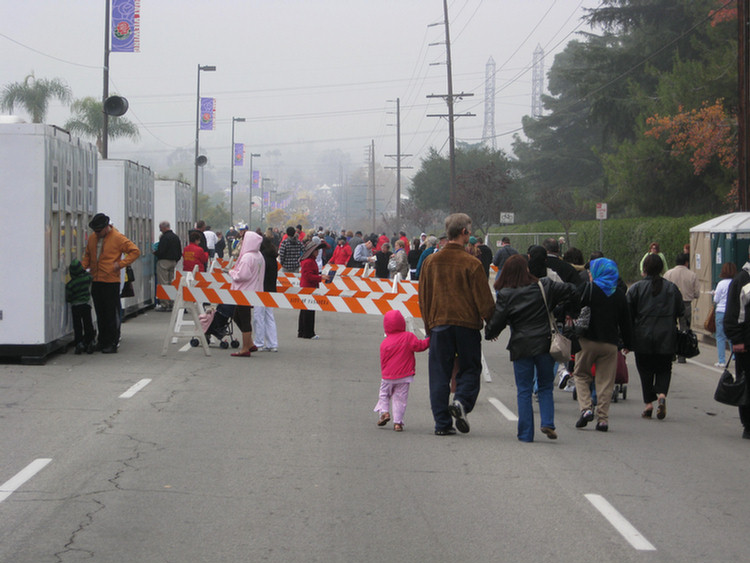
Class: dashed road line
488,397,518,421
585,493,657,551
119,378,152,399
0,458,52,503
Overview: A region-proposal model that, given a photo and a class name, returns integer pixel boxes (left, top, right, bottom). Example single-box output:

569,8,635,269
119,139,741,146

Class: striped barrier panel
189,271,417,295
157,284,423,318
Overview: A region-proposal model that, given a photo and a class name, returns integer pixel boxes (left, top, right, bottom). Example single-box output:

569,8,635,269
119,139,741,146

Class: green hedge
490,214,713,283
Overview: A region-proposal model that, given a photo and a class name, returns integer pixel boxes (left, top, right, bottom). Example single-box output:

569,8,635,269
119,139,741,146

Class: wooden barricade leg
161,272,211,356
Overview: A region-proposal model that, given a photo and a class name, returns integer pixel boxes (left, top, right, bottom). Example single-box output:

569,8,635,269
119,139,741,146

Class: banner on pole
234,143,244,166
200,97,215,130
252,169,260,187
111,0,141,53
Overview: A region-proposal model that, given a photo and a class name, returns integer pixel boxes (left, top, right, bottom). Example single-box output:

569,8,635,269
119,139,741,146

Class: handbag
120,281,135,297
714,354,750,406
704,306,716,333
574,283,592,337
675,329,700,358
538,281,571,363
124,265,135,283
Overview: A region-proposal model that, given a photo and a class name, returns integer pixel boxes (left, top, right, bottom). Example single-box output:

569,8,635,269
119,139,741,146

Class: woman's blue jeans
513,353,555,442
716,311,727,364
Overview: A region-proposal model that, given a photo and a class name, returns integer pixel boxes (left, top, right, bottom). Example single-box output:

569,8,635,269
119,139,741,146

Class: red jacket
330,243,352,265
300,257,323,288
380,310,429,379
183,243,208,272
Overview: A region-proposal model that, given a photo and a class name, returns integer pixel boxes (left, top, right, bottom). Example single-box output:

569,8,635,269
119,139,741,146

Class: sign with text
596,203,607,220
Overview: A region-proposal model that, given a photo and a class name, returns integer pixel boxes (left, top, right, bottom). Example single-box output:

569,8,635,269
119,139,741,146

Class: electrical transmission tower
532,44,544,118
482,56,496,150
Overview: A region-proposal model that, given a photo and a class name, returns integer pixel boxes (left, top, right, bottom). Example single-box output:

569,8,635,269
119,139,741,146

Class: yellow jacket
81,227,141,283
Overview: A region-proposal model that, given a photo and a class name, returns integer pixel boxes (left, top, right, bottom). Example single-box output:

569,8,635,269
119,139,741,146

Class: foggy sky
1,1,598,188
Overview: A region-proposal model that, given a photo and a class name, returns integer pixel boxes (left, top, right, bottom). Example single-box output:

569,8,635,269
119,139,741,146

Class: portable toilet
689,212,750,336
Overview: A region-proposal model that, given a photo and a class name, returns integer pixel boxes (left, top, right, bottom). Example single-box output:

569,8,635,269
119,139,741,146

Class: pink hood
383,309,405,335
229,231,265,292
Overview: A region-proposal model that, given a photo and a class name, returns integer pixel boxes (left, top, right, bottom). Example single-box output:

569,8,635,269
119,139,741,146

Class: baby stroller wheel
572,388,577,401
230,340,240,349
622,385,627,400
190,338,200,347
220,341,229,349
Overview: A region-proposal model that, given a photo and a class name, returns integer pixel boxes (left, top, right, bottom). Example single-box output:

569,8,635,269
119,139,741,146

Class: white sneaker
311,335,319,340
256,346,265,352
715,362,724,367
267,347,278,352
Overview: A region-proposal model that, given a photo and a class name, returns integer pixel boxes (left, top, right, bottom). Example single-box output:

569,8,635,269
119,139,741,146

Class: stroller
191,304,240,349
571,351,629,402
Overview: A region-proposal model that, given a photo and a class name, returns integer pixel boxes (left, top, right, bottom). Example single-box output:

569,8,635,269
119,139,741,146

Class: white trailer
154,179,193,252
97,159,155,317
0,123,98,362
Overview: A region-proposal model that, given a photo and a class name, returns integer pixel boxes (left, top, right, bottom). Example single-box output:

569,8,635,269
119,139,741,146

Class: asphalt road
0,307,747,563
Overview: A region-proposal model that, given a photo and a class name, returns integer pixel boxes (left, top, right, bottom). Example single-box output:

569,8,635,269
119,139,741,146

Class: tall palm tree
1,72,72,123
64,97,140,157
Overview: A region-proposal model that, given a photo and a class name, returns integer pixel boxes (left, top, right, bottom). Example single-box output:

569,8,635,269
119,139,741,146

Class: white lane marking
0,458,52,503
119,378,152,399
585,493,656,551
488,397,518,421
482,354,492,382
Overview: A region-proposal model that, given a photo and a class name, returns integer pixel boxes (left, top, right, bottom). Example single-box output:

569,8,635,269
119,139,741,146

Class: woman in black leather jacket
485,254,577,442
626,254,684,420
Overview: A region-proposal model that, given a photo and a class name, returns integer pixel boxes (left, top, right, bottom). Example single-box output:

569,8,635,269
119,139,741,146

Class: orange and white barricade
161,269,212,356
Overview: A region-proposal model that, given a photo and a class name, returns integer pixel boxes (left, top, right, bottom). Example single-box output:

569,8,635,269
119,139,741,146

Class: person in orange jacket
81,213,140,354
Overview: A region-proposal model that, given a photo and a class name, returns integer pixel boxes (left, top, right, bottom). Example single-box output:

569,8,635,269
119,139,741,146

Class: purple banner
111,0,140,53
252,170,260,187
200,97,215,131
234,143,244,166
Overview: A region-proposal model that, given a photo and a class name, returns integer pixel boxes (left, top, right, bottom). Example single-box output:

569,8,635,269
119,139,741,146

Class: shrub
490,214,713,283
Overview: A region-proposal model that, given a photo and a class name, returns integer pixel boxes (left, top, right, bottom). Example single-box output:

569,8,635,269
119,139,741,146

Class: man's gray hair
159,221,170,230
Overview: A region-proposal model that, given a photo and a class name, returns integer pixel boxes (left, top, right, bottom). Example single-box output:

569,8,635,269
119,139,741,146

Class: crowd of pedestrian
67,212,750,442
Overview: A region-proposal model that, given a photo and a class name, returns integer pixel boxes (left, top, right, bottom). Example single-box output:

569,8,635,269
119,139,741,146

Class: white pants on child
253,305,277,349
374,376,414,425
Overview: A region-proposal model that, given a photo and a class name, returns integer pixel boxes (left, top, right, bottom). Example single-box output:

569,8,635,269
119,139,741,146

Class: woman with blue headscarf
572,258,633,432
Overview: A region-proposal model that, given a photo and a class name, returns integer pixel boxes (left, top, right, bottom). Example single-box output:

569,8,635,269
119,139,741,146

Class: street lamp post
230,117,246,229
249,152,261,229
193,64,216,223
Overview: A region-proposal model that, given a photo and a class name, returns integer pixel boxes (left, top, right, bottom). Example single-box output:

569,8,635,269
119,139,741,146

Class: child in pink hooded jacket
374,310,430,431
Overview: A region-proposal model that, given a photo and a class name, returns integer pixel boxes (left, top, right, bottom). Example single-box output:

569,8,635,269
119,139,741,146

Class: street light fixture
193,64,216,223
249,153,261,229
230,117,246,228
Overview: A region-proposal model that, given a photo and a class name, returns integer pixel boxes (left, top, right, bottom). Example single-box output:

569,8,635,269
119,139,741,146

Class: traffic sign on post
596,202,607,220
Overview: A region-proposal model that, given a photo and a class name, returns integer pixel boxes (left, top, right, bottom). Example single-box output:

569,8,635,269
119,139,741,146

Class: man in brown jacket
418,213,496,435
81,213,140,353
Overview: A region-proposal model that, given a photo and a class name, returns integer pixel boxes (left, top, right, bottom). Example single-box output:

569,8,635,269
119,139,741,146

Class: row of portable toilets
0,122,192,362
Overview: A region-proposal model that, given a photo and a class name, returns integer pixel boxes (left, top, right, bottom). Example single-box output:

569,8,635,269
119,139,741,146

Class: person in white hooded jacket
228,231,265,357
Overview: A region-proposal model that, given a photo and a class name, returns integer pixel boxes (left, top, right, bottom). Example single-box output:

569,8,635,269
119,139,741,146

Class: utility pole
427,0,475,211
101,0,110,159
370,140,376,232
385,98,412,226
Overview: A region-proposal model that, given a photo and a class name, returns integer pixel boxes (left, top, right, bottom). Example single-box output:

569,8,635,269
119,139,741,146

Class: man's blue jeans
513,353,555,442
428,325,482,431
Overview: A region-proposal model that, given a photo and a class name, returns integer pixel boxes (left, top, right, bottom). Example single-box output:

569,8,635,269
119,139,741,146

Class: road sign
596,203,607,220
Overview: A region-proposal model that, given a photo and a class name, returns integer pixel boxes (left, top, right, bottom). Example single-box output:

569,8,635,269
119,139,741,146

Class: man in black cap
81,213,140,353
